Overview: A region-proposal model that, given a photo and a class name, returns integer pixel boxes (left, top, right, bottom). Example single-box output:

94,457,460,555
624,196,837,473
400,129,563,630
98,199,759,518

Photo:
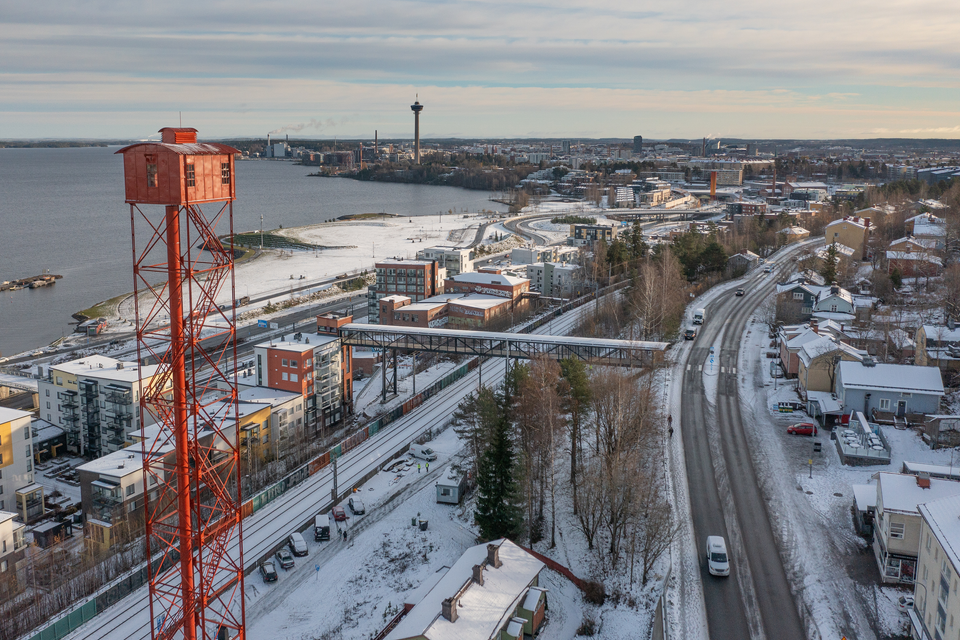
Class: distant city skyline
2,1,959,140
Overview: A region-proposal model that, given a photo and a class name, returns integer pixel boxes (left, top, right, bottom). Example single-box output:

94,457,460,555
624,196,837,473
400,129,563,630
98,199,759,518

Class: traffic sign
257,319,268,328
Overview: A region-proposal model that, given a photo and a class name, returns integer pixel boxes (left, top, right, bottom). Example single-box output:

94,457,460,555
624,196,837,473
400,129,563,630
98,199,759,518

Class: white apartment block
417,246,475,276
913,495,960,640
37,355,166,459
0,408,35,519
525,262,581,298
0,511,26,574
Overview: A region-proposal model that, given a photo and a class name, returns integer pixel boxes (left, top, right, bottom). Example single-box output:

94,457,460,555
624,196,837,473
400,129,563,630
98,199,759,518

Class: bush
582,580,606,605
576,617,597,636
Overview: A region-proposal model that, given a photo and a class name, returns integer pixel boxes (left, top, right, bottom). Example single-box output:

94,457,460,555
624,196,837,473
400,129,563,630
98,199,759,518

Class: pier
0,273,62,292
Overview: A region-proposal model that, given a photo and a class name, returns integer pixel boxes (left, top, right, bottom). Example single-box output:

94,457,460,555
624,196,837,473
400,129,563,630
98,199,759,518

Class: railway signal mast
118,128,246,640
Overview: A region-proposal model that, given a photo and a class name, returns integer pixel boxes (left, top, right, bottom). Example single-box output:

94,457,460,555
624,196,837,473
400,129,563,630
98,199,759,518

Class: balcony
104,385,132,405
78,380,98,399
104,412,132,429
58,391,79,408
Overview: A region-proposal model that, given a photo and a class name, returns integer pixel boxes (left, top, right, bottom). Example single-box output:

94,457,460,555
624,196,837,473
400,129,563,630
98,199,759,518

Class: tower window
186,164,195,187
147,163,158,188
221,162,231,185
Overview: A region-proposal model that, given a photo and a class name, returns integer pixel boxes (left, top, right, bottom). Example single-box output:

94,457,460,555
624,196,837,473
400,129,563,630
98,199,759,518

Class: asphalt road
681,252,807,640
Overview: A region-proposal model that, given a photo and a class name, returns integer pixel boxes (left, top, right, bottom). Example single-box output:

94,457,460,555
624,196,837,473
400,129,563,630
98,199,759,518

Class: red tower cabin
117,128,246,640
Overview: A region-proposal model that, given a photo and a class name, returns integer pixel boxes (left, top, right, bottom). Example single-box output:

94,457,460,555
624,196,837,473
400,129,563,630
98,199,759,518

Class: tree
451,387,500,481
559,358,591,515
475,379,524,542
820,242,839,283
890,268,903,290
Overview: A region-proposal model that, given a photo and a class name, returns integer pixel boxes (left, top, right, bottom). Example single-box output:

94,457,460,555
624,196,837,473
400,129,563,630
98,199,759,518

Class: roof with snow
49,355,157,383
837,361,944,395
780,226,810,235
852,483,877,511
879,473,960,516
889,236,940,250
815,243,855,258
907,212,945,225
447,272,528,287
826,216,870,230
385,539,544,640
886,251,942,265
921,324,960,344
798,336,864,366
920,495,960,573
913,223,947,238
0,406,32,425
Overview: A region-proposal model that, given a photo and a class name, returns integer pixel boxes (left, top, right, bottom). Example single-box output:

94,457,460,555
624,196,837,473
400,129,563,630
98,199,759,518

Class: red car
332,506,347,521
787,423,817,436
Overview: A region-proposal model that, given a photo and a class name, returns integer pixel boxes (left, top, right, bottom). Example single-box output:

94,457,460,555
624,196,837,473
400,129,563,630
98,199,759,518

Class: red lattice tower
118,128,245,640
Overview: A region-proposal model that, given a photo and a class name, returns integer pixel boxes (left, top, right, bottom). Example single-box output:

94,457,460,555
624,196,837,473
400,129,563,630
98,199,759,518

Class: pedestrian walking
668,426,674,438
417,463,421,473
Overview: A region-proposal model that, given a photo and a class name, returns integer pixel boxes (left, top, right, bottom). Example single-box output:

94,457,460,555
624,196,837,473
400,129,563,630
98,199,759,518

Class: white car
348,497,365,515
706,536,730,577
897,594,915,613
762,266,773,274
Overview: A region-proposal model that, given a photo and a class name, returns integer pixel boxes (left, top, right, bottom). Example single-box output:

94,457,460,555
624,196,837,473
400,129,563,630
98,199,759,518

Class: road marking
686,364,691,371
721,367,725,373
732,367,737,374
698,365,703,372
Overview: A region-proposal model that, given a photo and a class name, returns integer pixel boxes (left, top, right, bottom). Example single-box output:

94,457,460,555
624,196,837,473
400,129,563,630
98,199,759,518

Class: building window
56,377,62,386
126,484,135,496
282,372,288,381
282,359,288,367
290,360,298,367
185,163,195,187
147,163,158,188
291,374,298,383
45,389,49,397
0,560,6,573
221,162,231,185
880,398,891,411
793,292,804,300
890,522,905,539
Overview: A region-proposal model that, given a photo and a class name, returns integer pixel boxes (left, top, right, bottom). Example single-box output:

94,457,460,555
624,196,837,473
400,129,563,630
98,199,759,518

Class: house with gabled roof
798,336,867,396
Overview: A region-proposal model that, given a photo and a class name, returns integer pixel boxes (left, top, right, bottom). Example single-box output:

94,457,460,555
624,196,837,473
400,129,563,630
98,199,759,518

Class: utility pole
260,213,264,250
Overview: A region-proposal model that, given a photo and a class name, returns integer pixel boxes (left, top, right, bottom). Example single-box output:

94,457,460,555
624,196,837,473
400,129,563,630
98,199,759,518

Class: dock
0,273,62,292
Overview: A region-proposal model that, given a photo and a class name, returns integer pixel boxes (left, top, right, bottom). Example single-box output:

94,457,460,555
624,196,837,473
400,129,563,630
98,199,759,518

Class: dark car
332,506,347,522
288,532,308,557
315,524,331,541
735,288,745,296
260,561,278,583
684,327,697,340
348,497,365,515
275,547,295,569
787,422,818,436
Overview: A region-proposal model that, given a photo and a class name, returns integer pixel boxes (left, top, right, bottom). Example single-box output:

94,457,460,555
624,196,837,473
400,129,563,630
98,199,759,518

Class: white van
409,443,437,461
693,308,705,325
705,536,730,577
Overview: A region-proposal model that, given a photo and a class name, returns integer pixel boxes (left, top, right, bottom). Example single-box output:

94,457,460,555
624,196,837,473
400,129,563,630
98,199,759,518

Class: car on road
275,547,295,569
288,532,308,557
762,266,773,274
348,497,365,515
897,594,915,613
260,561,278,583
706,536,730,577
787,422,818,436
332,505,347,521
735,287,745,296
684,327,697,340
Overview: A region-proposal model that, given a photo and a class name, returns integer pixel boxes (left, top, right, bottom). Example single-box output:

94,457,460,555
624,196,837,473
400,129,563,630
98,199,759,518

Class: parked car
348,497,366,515
332,505,347,521
314,515,331,541
275,547,295,569
288,532,308,557
260,561,278,583
787,422,818,436
735,287,745,297
705,536,730,577
897,594,915,613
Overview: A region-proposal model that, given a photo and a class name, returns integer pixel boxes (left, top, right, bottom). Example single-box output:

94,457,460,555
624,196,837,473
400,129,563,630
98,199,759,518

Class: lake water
0,146,507,357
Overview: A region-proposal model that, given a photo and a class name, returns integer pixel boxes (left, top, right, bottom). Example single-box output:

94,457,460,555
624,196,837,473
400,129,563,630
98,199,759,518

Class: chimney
810,319,818,334
472,564,484,586
486,543,502,569
441,597,458,622
917,472,931,489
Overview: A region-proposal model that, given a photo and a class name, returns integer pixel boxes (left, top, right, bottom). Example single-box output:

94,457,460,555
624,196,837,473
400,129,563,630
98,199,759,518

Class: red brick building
367,259,445,323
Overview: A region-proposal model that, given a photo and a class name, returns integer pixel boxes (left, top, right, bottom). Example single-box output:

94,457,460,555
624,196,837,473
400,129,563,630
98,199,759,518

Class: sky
2,0,960,140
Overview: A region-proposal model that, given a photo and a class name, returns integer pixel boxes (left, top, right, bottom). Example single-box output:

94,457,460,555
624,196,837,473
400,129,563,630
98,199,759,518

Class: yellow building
824,216,871,261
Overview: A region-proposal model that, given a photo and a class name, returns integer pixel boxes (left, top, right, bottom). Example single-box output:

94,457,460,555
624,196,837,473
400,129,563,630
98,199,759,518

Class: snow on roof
238,387,302,407
447,272,528,287
889,236,940,249
780,226,810,235
838,361,944,395
798,336,864,366
816,287,854,306
826,217,869,230
907,212,945,225
31,419,64,442
77,448,151,478
255,332,338,353
116,142,239,156
887,251,943,265
913,223,947,238
16,483,43,495
852,484,877,511
50,355,157,383
903,461,960,480
815,243,855,258
806,390,842,413
879,473,960,515
380,295,412,303
386,539,544,640
921,324,960,344
920,495,960,573
785,329,824,350
449,295,512,311
0,406,32,425
0,511,16,525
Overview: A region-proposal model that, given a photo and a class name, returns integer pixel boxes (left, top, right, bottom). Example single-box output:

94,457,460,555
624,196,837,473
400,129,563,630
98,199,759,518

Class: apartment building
568,224,618,247
824,216,872,261
525,262,581,298
416,246,474,277
912,495,960,639
37,355,166,458
0,511,26,574
0,408,34,522
444,270,530,299
366,259,444,323
254,332,351,432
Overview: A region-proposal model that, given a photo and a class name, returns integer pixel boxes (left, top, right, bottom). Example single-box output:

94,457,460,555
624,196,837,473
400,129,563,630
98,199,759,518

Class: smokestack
375,130,378,156
268,133,271,147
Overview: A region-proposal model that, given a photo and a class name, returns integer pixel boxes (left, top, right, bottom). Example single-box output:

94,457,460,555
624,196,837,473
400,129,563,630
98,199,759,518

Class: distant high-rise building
633,135,643,154
561,140,571,154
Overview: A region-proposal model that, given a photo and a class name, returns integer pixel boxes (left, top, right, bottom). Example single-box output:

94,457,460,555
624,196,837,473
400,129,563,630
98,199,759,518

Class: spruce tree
474,408,524,541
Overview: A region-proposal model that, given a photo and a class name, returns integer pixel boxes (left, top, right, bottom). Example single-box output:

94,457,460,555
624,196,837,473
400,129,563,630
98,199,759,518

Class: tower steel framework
119,128,246,640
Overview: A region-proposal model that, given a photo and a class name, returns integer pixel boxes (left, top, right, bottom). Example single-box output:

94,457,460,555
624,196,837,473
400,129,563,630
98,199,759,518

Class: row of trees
454,357,676,584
